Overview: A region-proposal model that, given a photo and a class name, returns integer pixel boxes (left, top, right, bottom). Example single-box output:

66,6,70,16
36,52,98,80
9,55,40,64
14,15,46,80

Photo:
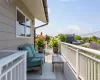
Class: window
26,18,31,37
16,8,31,37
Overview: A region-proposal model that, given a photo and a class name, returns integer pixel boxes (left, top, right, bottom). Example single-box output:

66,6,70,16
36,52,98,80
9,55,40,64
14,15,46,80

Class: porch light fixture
6,0,12,4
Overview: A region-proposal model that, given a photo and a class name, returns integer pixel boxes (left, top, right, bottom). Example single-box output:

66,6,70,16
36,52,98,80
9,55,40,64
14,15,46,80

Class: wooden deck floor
27,49,77,80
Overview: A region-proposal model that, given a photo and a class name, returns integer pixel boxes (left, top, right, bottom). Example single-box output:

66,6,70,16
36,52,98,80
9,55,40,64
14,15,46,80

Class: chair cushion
22,46,34,58
35,54,45,63
27,58,43,68
29,44,45,62
29,44,36,56
29,44,45,56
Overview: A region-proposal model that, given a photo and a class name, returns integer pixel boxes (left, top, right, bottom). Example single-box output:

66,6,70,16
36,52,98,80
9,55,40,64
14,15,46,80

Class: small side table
52,54,65,72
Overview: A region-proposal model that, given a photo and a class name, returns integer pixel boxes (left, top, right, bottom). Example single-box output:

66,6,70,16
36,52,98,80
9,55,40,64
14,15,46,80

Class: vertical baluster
0,67,2,80
18,64,19,80
76,49,79,79
16,66,18,80
22,61,24,80
11,70,12,80
94,61,96,80
88,59,91,80
8,72,11,80
24,53,27,80
19,63,22,80
86,57,88,80
5,73,7,80
12,68,14,80
98,63,100,80
21,61,23,80
15,67,16,80
20,63,22,80
78,53,80,79
91,60,93,80
19,63,20,80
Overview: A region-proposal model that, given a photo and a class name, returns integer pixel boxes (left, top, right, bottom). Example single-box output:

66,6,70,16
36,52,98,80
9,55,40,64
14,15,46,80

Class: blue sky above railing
36,0,100,36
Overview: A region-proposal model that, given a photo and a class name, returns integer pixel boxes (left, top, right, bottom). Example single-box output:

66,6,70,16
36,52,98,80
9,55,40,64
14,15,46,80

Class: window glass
16,9,31,38
26,18,31,37
16,10,25,36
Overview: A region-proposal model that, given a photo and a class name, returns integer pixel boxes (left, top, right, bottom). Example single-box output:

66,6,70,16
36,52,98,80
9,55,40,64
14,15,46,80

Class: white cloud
36,25,81,36
57,25,81,35
67,25,80,33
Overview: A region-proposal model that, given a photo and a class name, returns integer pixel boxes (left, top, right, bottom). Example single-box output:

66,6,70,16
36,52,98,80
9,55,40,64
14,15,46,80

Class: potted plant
36,33,45,53
37,39,45,53
49,38,60,53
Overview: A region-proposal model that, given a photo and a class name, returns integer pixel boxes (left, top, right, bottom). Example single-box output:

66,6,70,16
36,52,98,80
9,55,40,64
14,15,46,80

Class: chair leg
40,58,42,75
44,58,45,63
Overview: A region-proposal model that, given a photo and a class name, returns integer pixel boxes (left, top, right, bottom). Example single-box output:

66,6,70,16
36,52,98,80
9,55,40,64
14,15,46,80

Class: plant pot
38,47,43,53
53,47,58,53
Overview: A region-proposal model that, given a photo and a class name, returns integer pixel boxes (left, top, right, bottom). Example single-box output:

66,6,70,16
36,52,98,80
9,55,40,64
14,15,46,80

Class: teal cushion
35,54,45,63
29,44,45,56
27,58,43,68
29,44,45,62
23,46,34,58
29,44,36,56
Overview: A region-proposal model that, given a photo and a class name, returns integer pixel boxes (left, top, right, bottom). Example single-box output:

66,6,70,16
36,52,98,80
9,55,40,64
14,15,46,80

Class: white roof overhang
21,0,47,23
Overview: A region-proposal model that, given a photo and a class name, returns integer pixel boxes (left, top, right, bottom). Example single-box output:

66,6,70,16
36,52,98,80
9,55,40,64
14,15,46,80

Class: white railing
0,50,27,80
61,42,100,80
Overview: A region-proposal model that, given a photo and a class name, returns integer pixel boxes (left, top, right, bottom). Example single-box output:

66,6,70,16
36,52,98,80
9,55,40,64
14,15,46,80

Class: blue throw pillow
29,44,36,56
23,46,34,58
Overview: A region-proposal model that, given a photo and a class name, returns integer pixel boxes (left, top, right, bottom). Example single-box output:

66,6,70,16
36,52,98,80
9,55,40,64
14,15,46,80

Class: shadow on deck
27,49,77,80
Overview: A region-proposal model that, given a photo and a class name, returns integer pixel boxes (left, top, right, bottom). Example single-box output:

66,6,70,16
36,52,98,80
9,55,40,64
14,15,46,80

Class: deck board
27,49,77,80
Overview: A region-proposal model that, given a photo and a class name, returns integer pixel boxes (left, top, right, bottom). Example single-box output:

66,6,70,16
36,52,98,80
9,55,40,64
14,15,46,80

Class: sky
36,0,100,37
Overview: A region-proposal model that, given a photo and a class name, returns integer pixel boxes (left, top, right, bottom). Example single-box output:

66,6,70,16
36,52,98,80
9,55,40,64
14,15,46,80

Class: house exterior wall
0,0,34,50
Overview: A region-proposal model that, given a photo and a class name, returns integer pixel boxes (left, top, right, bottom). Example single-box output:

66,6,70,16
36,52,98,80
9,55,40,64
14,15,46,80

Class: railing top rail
61,42,100,56
0,50,27,67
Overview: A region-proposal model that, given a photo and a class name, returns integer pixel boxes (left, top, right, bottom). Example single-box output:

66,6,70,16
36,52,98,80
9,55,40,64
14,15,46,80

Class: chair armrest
34,57,42,59
27,57,42,62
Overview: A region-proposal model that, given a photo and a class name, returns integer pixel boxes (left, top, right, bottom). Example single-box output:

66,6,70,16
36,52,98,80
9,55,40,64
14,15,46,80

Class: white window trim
16,7,32,38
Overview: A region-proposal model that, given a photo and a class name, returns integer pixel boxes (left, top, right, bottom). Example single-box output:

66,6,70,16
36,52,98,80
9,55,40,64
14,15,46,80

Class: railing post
65,45,68,59
61,43,63,55
76,49,79,79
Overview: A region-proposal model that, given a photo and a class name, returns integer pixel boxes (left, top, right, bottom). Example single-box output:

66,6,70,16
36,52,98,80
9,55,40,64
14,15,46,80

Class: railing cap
61,42,100,56
0,51,27,67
